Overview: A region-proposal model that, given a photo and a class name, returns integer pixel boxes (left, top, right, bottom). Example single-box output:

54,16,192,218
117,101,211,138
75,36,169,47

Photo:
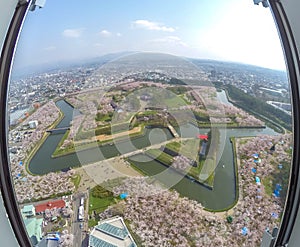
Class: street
71,192,87,247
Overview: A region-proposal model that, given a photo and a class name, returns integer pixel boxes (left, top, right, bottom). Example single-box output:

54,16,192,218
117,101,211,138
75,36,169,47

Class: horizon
12,0,287,74
12,51,287,80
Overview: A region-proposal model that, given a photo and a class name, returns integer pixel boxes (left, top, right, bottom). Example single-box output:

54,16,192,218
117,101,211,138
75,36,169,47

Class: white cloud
99,29,112,37
116,32,122,37
62,28,84,38
132,20,175,32
151,36,188,47
195,1,285,70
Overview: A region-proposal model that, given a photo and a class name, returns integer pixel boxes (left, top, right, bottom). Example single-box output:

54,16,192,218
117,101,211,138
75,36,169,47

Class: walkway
167,124,179,138
81,137,190,170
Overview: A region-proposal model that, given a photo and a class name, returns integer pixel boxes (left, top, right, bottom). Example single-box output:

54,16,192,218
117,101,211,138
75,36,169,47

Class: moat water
28,92,277,210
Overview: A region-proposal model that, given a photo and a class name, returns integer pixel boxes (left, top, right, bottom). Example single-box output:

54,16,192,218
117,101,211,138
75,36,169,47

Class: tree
91,185,113,198
226,215,233,224
109,203,126,217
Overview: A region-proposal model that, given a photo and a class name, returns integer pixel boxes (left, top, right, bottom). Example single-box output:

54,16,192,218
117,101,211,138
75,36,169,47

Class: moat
28,92,277,210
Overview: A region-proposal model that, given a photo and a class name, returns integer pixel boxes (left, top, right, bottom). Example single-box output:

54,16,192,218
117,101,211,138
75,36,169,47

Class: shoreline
143,152,214,190
25,103,65,176
205,137,241,214
50,125,147,158
50,123,266,159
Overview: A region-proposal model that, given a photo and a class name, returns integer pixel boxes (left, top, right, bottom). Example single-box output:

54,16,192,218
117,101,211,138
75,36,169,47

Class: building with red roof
35,200,65,214
198,134,208,140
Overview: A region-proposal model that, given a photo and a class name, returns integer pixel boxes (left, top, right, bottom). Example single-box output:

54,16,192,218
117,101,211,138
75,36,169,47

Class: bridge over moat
46,127,70,133
167,124,179,138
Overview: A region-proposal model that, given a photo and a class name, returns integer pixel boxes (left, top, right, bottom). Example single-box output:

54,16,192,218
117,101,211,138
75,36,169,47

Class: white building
21,204,35,218
29,120,39,129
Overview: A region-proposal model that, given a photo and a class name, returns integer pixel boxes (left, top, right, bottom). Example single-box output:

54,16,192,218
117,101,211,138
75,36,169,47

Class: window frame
0,1,300,246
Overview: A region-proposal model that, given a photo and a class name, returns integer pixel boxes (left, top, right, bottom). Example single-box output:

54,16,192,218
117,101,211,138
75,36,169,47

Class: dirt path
75,157,142,192
95,126,142,142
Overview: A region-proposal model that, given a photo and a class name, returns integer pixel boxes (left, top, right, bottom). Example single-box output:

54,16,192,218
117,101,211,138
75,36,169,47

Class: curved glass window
8,1,292,246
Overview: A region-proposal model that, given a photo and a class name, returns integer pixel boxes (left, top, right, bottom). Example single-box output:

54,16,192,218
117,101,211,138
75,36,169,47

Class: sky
13,0,286,71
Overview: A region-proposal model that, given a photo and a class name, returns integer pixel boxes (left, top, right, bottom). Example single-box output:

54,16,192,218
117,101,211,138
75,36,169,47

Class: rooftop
95,223,128,240
22,204,35,217
35,199,65,213
24,217,43,245
89,217,136,247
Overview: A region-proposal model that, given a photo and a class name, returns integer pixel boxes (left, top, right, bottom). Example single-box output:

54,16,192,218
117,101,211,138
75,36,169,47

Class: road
71,192,87,247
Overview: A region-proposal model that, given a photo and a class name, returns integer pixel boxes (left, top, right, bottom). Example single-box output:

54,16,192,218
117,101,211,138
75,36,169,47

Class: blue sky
13,0,286,71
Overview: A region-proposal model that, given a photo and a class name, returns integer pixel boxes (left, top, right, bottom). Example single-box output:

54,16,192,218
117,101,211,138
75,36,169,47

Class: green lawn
145,149,173,165
70,174,81,190
165,139,200,161
88,219,99,228
165,141,181,153
51,130,71,156
88,194,115,215
180,139,200,161
89,185,116,215
96,113,112,122
148,138,217,187
164,95,188,108
196,158,216,186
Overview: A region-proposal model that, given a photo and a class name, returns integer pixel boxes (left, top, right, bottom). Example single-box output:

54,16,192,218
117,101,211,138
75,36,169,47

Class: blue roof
274,189,280,197
89,235,117,247
241,227,248,235
96,223,128,240
120,193,128,199
199,142,207,156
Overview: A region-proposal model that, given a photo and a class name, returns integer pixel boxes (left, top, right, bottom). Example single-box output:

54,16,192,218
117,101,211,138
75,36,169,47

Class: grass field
70,174,81,190
197,157,216,186
151,138,217,186
164,95,189,108
88,194,115,215
88,188,118,228
180,139,200,160
88,178,126,216
165,141,181,153
165,139,199,161
145,149,173,165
